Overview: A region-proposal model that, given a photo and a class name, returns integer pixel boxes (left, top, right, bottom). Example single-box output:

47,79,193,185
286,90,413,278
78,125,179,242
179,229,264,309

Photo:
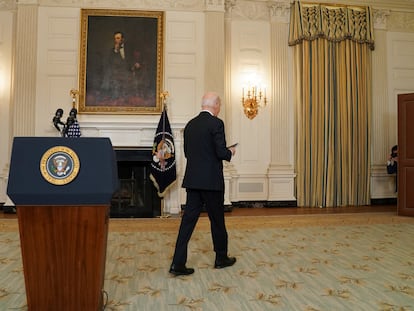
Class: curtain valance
288,1,375,50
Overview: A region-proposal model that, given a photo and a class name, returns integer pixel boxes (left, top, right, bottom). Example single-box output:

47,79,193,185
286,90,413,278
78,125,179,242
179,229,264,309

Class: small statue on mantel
52,108,65,132
65,108,81,137
52,107,81,137
52,88,81,137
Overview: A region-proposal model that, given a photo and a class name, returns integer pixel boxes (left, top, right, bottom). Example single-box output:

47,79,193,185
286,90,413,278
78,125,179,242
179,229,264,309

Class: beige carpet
1,212,414,310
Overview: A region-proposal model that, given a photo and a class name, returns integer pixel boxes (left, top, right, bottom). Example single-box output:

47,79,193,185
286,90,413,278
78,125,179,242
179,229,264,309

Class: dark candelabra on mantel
52,89,81,137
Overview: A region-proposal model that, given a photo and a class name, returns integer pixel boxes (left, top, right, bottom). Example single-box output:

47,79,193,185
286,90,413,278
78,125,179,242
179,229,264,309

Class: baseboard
180,204,233,213
2,205,16,214
1,200,16,213
231,201,297,208
371,198,397,205
180,201,298,212
223,205,233,212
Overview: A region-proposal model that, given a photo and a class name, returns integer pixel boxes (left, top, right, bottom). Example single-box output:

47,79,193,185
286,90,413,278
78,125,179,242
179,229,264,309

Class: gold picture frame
78,9,164,114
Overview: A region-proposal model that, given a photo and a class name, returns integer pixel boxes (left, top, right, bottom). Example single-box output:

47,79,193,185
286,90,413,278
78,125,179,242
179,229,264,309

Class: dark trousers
171,189,228,265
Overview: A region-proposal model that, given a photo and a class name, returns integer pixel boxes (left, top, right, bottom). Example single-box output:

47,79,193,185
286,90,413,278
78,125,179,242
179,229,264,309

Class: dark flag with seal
150,108,177,197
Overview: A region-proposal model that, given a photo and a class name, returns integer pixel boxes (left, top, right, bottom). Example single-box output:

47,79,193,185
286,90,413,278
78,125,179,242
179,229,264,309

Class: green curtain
289,2,374,207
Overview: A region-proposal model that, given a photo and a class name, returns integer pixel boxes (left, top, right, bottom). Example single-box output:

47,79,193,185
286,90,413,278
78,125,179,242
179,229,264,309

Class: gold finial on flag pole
160,91,169,111
160,90,169,100
70,89,79,108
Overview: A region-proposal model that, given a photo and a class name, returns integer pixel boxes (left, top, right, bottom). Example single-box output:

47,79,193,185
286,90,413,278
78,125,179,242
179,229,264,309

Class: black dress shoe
169,264,195,276
214,256,236,269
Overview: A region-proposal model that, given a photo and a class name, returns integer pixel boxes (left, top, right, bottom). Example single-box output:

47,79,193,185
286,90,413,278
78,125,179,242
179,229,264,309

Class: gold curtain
289,2,374,207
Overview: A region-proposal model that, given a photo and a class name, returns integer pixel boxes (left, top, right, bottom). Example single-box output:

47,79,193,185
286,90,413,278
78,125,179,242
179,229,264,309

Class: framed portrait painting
78,9,164,114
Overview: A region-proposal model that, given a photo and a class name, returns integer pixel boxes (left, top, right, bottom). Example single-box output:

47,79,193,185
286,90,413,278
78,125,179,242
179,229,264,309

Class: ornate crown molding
6,0,414,14
299,0,414,12
268,1,290,23
226,0,271,20
373,9,390,30
387,11,414,32
0,0,17,10
36,0,205,10
206,0,225,12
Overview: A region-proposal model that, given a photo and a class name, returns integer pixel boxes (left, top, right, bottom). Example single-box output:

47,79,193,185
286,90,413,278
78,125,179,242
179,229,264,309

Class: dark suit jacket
182,111,232,191
387,161,397,174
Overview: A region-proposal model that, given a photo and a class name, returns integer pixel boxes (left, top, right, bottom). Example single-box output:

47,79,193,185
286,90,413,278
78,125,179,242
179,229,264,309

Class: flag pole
158,91,171,219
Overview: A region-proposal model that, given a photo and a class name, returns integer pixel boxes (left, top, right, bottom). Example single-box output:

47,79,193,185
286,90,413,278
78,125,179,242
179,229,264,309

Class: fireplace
111,148,161,218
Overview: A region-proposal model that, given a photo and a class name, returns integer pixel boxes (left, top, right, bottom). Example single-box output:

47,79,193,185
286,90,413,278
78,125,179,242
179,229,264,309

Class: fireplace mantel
77,120,185,148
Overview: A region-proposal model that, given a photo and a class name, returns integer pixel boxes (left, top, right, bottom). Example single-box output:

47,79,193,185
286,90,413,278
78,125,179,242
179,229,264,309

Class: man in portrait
100,31,144,102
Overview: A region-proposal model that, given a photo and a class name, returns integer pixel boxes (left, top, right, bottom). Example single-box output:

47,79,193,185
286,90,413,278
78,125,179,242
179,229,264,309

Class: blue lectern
7,137,118,311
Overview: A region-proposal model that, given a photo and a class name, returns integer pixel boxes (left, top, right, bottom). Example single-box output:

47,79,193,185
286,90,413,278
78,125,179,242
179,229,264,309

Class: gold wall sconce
241,85,267,120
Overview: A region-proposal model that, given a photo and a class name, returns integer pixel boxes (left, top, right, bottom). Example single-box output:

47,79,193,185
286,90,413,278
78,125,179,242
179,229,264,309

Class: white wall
0,11,13,203
370,31,414,199
230,20,272,201
36,7,80,137
387,32,414,142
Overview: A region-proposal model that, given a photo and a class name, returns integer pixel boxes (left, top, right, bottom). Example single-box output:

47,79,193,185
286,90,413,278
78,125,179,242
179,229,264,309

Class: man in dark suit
169,92,237,276
387,145,398,192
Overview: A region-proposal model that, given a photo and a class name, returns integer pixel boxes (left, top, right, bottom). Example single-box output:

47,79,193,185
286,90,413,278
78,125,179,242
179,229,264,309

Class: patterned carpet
1,213,414,310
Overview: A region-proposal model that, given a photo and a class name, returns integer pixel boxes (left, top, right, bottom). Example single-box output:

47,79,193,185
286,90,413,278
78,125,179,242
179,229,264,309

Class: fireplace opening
111,148,161,218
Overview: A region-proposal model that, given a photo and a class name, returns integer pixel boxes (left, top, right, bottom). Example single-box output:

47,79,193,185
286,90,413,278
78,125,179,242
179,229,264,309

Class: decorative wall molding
226,0,271,20
0,0,16,10
373,10,414,34
35,0,205,10
2,0,414,14
371,29,388,167
388,11,414,32
224,0,236,16
205,0,225,12
79,122,157,146
223,0,414,22
205,10,225,96
268,1,290,23
370,166,397,198
267,18,295,201
12,4,38,136
0,165,9,203
373,9,390,30
300,0,414,12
